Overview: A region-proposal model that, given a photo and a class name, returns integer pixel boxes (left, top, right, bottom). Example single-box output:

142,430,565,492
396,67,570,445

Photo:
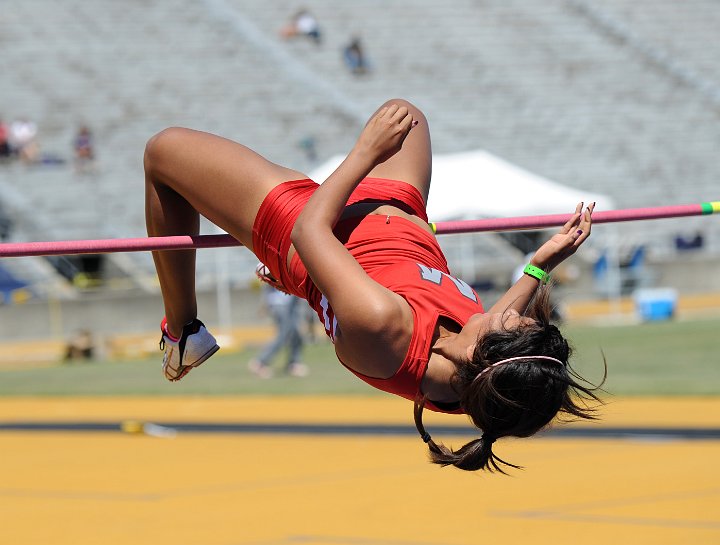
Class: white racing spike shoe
159,317,219,381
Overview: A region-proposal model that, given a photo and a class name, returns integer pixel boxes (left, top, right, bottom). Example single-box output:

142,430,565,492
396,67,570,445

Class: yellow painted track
1,396,718,545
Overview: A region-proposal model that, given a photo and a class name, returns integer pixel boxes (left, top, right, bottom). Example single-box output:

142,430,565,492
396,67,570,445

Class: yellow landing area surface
0,396,718,545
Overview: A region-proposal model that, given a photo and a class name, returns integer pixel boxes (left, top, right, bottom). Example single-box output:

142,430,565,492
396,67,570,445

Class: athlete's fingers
382,104,400,121
559,202,583,234
579,202,595,233
587,201,596,218
571,204,595,247
389,105,408,122
398,111,415,133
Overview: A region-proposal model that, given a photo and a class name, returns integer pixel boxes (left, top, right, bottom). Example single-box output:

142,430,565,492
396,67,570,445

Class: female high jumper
145,99,601,472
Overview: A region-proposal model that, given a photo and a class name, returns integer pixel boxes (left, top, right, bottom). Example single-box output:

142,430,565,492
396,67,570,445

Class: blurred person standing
249,279,308,379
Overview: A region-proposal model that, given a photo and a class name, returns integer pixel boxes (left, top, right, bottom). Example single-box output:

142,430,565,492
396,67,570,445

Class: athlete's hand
530,202,594,271
355,104,417,164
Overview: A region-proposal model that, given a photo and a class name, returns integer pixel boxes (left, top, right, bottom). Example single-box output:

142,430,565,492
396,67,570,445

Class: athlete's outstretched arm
291,105,415,350
487,202,594,316
295,104,415,231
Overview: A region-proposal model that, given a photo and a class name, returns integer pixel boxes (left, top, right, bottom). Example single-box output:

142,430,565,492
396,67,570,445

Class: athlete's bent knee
380,98,425,121
143,127,188,177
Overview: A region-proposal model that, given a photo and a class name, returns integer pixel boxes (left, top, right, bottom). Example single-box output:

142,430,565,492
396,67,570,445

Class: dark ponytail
414,395,520,473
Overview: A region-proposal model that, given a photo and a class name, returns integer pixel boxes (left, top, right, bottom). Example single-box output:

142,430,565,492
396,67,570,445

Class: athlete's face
461,308,536,360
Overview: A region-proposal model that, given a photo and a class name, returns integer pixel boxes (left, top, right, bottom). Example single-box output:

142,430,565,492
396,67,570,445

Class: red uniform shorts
251,177,428,298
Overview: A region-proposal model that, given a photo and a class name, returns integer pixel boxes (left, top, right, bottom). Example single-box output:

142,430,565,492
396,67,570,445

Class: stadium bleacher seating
1,0,718,296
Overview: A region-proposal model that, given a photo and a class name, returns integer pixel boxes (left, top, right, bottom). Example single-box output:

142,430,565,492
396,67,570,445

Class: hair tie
483,434,496,445
475,355,565,381
421,432,432,443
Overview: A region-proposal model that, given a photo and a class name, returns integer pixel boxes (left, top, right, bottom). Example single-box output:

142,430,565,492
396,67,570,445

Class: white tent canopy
309,150,614,221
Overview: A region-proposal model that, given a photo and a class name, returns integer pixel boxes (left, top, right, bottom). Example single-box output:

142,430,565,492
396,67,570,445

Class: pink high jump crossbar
1,201,718,258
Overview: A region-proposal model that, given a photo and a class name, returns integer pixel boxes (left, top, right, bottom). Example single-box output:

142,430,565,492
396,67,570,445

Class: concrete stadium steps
229,0,719,204
1,0,719,292
572,0,720,98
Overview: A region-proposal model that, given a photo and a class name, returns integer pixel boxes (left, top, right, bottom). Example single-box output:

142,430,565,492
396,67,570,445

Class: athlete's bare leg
365,98,432,204
144,128,306,337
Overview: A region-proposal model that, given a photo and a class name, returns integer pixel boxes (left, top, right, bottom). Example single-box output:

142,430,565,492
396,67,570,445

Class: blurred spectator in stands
298,135,318,163
248,282,308,379
0,200,12,241
64,329,95,362
675,231,704,251
343,36,369,76
279,9,322,45
0,116,10,161
73,125,95,173
9,117,39,164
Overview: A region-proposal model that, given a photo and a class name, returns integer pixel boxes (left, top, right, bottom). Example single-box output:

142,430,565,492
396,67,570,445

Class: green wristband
523,264,550,283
